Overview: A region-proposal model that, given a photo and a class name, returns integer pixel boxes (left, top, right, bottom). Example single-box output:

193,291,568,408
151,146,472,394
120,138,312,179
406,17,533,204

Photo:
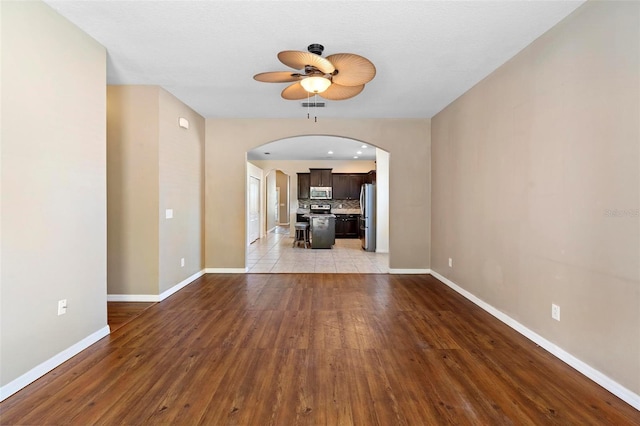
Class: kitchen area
295,168,376,251
246,137,390,273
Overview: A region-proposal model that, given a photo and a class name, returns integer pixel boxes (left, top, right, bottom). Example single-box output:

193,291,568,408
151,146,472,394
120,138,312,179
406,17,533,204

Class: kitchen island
303,213,336,249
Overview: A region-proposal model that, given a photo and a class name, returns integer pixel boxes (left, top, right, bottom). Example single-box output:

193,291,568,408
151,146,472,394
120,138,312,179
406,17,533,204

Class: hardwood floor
107,302,155,332
1,274,638,425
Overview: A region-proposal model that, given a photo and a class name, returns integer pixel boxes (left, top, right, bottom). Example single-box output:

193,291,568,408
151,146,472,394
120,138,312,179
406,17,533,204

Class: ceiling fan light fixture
300,76,331,94
257,44,375,102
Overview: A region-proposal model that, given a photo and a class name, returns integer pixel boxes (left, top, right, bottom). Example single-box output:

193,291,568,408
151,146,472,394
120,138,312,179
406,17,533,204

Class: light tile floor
247,226,389,274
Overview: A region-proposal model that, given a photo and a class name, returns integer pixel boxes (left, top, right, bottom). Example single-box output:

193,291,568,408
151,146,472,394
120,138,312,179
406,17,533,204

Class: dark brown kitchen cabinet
309,168,332,187
332,174,350,199
332,173,365,200
297,173,310,199
350,174,365,199
335,214,359,238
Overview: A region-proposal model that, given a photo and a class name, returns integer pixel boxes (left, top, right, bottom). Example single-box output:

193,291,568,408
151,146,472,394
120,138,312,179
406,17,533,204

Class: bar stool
293,222,309,248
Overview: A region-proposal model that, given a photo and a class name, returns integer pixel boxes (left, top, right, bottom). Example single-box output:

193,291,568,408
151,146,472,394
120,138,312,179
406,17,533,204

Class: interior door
249,176,260,244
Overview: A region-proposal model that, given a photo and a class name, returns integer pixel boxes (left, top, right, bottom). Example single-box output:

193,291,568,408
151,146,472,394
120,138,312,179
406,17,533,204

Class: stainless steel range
308,204,335,248
310,204,331,214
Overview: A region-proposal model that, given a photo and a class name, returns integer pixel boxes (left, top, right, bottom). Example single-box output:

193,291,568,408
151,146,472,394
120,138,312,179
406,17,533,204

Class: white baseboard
158,270,205,300
107,270,205,302
107,294,160,302
204,267,248,273
429,269,640,411
389,268,431,274
0,326,110,402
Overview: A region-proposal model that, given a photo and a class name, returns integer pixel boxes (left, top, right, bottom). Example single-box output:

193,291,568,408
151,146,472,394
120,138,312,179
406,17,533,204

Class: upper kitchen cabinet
297,173,310,199
350,174,365,198
309,168,332,187
333,173,365,200
332,174,350,199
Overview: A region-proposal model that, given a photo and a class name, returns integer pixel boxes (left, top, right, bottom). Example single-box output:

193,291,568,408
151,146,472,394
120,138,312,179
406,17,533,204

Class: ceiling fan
253,44,376,101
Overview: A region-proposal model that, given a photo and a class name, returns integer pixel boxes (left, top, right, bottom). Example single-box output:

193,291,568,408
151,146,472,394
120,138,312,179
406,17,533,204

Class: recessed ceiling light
328,150,333,154
353,156,359,159
361,145,367,149
357,151,362,155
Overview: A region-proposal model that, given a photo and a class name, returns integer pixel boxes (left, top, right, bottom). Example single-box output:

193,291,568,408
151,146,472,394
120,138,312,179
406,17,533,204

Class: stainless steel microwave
310,186,332,200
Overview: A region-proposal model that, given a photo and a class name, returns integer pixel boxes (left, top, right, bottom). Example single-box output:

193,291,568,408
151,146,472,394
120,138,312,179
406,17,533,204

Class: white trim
429,269,640,411
107,294,160,302
158,270,205,300
375,250,389,254
205,267,248,273
267,226,277,234
107,270,205,302
0,326,110,402
389,268,431,274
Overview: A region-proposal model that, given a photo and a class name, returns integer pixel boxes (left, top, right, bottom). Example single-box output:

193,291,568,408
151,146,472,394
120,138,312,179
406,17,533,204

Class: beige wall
158,89,205,293
205,119,431,271
1,0,107,388
107,86,160,295
431,1,639,394
107,86,205,296
156,89,204,293
276,170,289,225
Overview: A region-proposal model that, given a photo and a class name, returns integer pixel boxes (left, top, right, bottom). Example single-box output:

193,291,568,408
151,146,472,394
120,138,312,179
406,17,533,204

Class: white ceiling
247,136,376,161
43,0,584,160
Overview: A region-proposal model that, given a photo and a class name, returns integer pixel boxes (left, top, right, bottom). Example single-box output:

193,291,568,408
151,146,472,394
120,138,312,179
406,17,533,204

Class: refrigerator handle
359,185,364,216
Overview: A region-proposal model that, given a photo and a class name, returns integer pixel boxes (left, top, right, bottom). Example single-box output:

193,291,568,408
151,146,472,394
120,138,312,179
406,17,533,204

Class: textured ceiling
43,0,585,121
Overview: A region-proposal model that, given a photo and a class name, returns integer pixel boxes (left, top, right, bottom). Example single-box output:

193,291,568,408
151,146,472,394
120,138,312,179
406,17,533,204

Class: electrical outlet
551,303,560,321
57,299,67,316
448,258,453,268
181,258,185,267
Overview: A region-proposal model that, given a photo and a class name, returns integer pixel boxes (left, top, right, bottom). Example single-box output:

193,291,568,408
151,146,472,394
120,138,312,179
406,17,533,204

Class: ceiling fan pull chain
314,93,318,122
307,91,310,120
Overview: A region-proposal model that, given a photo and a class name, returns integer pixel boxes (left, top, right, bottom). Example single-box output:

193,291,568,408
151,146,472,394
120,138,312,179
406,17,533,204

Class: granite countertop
332,209,361,215
297,208,361,215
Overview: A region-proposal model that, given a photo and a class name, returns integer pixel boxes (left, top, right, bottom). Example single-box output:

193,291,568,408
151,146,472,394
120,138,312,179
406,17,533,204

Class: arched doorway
205,119,431,274
245,135,390,273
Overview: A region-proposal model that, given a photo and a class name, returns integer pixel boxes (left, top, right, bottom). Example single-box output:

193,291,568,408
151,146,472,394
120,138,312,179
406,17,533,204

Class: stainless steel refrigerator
359,183,376,252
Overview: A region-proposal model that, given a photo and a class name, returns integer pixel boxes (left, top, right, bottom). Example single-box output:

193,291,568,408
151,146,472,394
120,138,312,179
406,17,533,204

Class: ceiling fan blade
318,83,365,100
325,53,376,86
278,50,335,74
254,71,302,83
281,82,313,100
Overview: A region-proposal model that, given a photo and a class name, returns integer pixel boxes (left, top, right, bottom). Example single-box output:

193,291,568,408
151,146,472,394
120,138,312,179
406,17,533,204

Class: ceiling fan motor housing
304,65,325,76
307,44,324,56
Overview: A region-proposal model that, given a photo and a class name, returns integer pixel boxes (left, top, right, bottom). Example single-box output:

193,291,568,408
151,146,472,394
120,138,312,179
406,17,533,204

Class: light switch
165,209,173,219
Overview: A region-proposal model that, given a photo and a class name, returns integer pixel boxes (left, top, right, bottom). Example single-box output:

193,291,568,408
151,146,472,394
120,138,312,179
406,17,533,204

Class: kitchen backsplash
298,199,360,209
